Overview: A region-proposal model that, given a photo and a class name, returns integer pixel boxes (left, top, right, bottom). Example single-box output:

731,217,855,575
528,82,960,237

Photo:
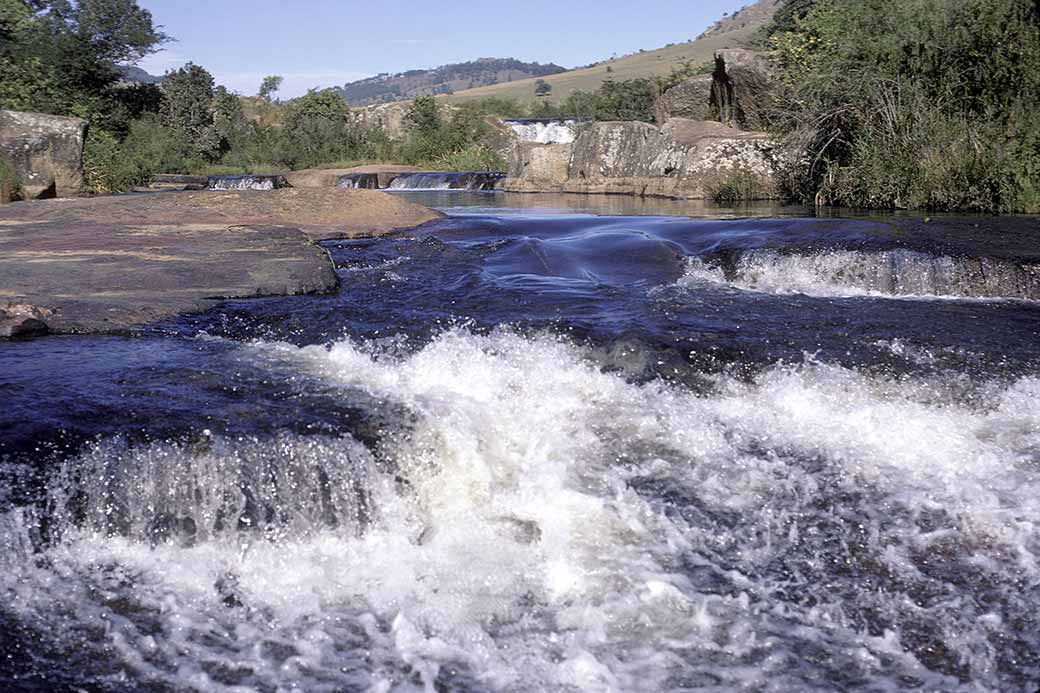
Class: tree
278,88,357,168
160,62,220,160
534,79,552,97
258,75,282,102
0,0,167,127
404,96,441,135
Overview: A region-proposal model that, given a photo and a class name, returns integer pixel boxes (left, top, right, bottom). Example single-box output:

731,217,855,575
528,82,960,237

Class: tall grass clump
768,0,1040,213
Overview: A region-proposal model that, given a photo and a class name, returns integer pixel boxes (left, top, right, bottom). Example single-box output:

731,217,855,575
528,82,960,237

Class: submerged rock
0,109,88,200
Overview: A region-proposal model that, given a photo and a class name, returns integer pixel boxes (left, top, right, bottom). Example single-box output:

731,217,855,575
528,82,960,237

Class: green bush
769,0,1040,212
433,144,506,172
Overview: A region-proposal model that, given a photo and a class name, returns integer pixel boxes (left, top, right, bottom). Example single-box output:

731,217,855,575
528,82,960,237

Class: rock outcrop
0,110,88,200
501,118,781,200
710,49,775,130
0,189,443,335
503,141,573,192
354,101,457,140
0,304,51,338
661,74,715,122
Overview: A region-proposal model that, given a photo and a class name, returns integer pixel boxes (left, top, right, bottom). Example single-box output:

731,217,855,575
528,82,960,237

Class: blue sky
136,1,752,98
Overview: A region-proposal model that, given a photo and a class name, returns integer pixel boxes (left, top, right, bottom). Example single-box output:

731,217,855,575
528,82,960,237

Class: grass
705,168,770,205
439,23,767,107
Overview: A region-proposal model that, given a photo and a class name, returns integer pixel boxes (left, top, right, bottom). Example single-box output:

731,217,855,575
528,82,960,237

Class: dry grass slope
439,1,778,106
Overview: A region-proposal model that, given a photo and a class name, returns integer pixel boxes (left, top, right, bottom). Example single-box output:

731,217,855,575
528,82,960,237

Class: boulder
0,304,51,339
661,74,715,122
710,49,776,130
0,110,88,199
500,141,573,192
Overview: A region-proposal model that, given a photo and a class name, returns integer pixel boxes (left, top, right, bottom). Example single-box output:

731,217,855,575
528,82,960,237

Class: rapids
1,196,1039,692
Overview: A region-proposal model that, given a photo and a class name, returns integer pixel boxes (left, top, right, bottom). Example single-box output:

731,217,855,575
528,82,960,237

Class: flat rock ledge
0,188,443,336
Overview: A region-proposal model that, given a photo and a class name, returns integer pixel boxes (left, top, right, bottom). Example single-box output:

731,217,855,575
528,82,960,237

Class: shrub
433,144,505,172
768,0,1040,212
705,168,767,205
160,62,222,161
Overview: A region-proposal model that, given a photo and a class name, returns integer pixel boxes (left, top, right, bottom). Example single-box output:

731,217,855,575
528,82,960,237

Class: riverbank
0,188,442,336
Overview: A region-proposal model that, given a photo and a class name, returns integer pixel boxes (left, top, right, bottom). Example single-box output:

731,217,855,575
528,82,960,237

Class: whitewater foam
681,249,1040,301
2,330,1038,690
506,120,578,145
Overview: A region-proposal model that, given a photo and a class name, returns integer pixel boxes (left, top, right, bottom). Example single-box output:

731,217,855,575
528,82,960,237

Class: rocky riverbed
0,188,441,336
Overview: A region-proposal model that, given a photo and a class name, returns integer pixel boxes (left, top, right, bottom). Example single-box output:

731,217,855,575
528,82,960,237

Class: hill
440,0,779,105
339,58,567,106
117,65,164,85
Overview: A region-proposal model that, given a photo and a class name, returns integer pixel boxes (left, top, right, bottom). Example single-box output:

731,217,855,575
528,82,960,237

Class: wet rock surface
0,189,442,335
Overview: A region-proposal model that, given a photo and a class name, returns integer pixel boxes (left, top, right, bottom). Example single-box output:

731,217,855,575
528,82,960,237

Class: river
1,192,1039,691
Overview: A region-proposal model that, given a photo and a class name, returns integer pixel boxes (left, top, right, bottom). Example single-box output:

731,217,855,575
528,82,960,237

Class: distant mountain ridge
338,58,567,106
117,65,164,85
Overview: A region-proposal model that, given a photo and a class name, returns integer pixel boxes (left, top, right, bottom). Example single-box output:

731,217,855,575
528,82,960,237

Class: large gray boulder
661,74,715,122
501,141,573,192
0,109,88,200
710,49,776,130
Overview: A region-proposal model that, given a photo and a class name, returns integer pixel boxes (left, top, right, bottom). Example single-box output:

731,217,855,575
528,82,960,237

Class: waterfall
506,119,578,144
387,171,505,191
207,175,291,191
337,173,380,189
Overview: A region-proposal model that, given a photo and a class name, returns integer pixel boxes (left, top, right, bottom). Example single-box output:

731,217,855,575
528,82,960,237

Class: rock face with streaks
502,141,574,192
710,49,776,130
0,110,88,200
501,118,781,199
0,188,443,336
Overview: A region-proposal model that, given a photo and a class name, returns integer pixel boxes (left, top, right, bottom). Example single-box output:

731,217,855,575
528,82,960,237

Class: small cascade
387,171,505,191
207,174,290,191
506,118,578,144
337,173,380,189
689,248,1040,300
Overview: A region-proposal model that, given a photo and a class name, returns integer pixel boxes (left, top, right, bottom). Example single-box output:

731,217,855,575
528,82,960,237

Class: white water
208,176,284,191
507,120,577,145
2,330,1039,690
681,249,1040,300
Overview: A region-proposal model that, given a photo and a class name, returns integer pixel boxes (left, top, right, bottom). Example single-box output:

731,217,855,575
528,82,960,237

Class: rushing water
207,175,291,191
2,195,1040,692
505,119,578,145
387,172,506,192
